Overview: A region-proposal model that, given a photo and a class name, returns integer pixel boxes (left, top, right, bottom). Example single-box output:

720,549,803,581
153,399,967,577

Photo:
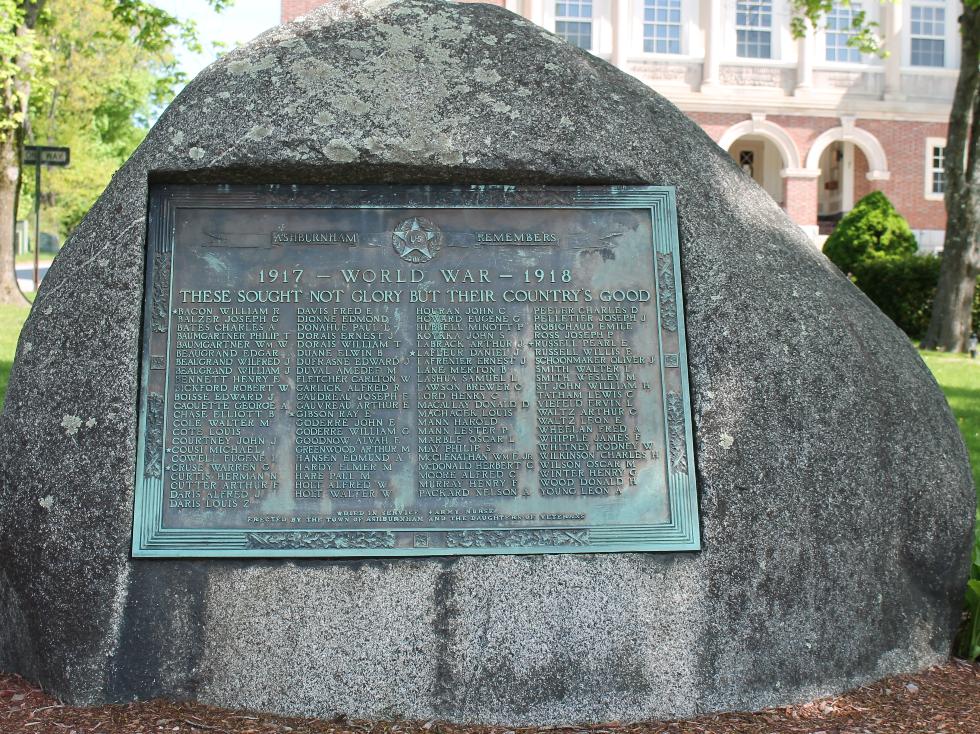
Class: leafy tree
790,0,980,351
789,0,883,54
0,0,231,306
823,191,918,274
19,0,181,237
0,0,46,305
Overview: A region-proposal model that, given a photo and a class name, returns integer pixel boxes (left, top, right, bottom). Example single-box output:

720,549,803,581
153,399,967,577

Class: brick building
281,0,955,248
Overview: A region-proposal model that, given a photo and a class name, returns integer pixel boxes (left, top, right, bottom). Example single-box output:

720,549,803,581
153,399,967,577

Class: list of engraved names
158,205,670,537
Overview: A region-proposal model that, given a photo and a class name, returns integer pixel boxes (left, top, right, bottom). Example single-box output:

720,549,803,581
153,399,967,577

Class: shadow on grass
942,385,980,414
0,358,11,410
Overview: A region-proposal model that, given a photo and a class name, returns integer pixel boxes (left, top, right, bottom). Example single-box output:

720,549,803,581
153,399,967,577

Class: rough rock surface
0,0,974,726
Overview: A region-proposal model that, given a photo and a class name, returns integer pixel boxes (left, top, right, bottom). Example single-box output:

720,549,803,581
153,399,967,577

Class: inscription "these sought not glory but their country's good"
132,185,700,557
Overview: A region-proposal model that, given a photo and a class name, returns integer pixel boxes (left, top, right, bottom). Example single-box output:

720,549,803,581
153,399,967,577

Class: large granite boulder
0,0,974,725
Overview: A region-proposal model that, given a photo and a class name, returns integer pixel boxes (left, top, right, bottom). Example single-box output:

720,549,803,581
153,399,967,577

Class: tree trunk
926,236,977,350
0,117,26,306
0,0,46,306
921,4,980,351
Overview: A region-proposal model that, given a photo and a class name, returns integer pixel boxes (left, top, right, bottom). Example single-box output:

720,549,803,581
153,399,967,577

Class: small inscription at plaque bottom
132,185,700,557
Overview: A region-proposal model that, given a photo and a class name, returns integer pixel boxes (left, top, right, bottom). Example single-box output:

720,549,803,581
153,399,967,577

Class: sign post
22,145,70,290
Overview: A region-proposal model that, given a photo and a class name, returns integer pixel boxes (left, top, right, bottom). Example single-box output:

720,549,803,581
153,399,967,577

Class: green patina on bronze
131,184,700,557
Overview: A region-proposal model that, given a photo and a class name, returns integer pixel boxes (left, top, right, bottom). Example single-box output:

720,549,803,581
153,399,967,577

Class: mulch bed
2,660,978,734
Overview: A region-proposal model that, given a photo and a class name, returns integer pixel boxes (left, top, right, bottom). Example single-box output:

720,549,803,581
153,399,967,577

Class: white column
841,142,855,211
883,2,904,100
794,33,814,96
700,0,722,91
525,0,546,26
506,0,522,13
611,0,631,68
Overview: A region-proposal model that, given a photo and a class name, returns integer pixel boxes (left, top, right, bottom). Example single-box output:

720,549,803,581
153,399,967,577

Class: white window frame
724,0,789,63
641,0,683,55
632,0,701,59
924,136,946,201
815,1,883,69
734,0,775,59
823,1,864,64
551,0,597,51
906,0,955,70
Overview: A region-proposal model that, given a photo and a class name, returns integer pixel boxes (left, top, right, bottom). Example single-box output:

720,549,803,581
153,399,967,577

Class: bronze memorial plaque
132,185,700,557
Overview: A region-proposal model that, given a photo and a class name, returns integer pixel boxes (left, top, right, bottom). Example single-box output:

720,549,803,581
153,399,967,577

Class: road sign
23,146,70,167
23,145,70,290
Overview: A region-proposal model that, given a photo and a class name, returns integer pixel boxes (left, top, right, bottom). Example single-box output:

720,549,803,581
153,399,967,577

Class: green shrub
962,541,980,661
850,254,980,340
823,191,918,274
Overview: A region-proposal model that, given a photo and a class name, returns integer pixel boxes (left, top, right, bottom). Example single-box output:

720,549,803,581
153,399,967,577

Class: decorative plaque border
132,185,700,557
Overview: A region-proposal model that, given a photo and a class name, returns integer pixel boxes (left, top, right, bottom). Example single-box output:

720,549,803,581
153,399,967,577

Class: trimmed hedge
824,191,918,274
850,254,980,340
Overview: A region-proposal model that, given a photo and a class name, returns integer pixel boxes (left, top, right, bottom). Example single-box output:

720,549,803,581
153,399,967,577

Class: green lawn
0,303,30,409
918,350,980,658
15,249,59,265
921,351,980,493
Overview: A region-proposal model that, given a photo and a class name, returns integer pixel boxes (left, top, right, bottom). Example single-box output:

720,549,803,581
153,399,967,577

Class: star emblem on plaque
392,217,441,263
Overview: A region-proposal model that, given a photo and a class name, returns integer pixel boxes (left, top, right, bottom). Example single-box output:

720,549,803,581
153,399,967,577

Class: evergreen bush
850,254,980,339
823,191,919,274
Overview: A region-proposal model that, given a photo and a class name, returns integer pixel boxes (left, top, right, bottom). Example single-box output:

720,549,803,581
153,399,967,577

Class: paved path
16,260,52,293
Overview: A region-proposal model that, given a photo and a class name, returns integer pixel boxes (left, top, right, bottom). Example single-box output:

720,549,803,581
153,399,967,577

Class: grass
920,351,980,493
14,251,53,265
919,350,980,659
0,303,30,410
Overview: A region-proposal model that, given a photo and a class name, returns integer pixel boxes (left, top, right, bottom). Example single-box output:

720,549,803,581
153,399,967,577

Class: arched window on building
718,118,803,212
816,142,873,232
727,136,787,205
